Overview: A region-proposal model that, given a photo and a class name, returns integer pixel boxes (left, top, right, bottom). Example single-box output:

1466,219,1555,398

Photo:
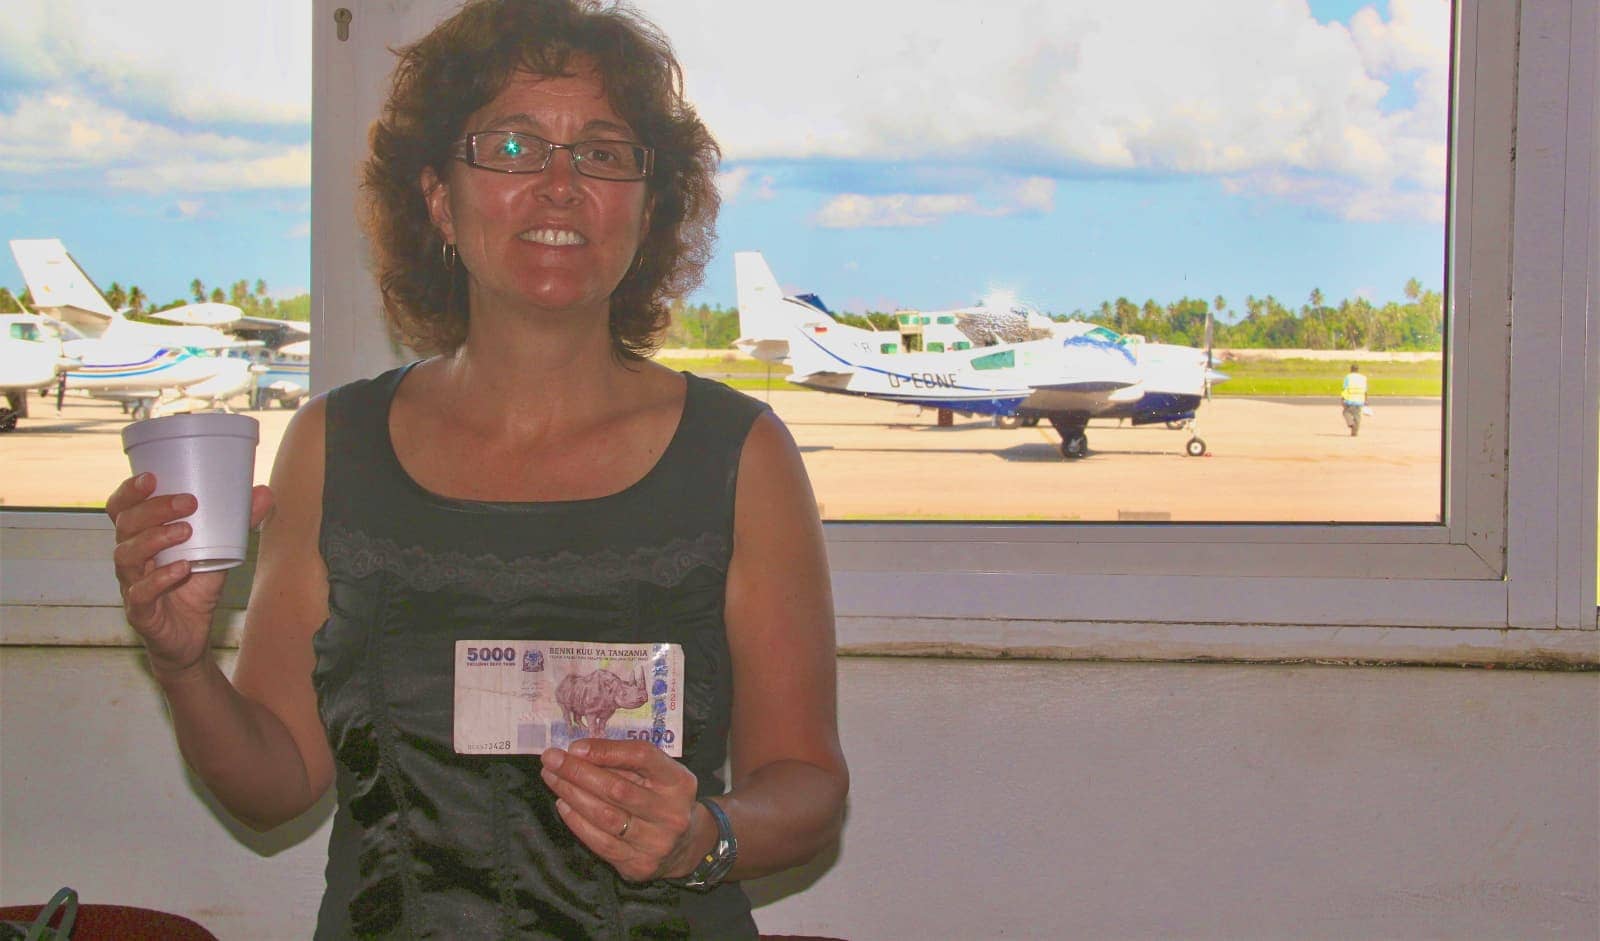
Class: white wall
3,646,1594,939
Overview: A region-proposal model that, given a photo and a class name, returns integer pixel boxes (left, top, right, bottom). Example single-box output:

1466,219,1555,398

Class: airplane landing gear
1,391,25,432
993,414,1020,429
1047,415,1091,461
1185,437,1207,457
131,399,153,422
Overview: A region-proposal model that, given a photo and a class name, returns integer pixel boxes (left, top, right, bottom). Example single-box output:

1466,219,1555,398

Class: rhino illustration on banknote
555,667,649,738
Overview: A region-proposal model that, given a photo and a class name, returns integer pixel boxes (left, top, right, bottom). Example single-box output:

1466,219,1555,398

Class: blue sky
0,0,1449,323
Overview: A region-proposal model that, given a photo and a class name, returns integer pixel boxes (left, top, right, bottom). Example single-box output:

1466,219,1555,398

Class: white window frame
3,0,1595,665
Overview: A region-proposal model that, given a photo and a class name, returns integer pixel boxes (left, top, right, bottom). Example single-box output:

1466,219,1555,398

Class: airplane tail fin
733,252,810,363
8,239,118,334
733,251,882,379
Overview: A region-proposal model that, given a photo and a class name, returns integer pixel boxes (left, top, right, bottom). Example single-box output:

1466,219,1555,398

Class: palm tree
105,282,128,311
1404,277,1422,301
190,278,206,303
127,286,147,313
209,287,225,303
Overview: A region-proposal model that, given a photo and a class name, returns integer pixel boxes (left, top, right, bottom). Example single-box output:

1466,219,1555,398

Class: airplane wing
144,302,245,327
102,317,261,351
225,315,312,349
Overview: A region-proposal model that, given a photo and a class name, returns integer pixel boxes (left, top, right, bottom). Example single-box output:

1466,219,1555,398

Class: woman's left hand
540,739,702,882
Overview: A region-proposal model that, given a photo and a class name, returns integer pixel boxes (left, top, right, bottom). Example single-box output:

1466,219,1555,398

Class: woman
105,1,848,937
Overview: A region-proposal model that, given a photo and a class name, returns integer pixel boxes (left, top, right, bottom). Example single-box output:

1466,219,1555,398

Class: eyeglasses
452,130,654,181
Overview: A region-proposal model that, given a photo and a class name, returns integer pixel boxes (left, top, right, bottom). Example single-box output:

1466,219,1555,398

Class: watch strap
676,797,737,890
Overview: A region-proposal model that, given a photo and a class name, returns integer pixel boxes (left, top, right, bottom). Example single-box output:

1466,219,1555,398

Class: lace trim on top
323,522,729,601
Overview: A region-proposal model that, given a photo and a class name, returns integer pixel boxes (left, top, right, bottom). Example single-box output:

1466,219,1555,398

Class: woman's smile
519,227,589,247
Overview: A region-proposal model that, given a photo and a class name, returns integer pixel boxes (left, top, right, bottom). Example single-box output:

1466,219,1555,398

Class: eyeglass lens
468,131,648,179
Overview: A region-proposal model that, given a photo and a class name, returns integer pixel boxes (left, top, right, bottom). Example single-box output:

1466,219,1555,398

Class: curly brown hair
361,0,720,358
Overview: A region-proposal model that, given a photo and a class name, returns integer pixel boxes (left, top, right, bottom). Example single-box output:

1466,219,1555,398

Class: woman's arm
712,409,849,878
111,398,335,831
537,409,848,882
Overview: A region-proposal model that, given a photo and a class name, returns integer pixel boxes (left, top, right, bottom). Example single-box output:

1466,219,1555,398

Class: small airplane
153,302,312,409
6,238,257,425
226,322,310,410
733,251,1225,459
0,313,79,432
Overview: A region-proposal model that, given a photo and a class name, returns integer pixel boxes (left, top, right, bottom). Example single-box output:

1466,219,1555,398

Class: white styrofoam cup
121,412,260,572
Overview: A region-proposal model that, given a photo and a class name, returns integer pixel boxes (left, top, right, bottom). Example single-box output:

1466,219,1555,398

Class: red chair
0,903,218,941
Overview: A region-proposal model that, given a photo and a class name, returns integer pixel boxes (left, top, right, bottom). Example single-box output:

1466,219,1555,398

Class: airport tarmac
2,387,1440,522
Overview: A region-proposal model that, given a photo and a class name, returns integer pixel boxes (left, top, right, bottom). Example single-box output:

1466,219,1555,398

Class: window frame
3,0,1595,664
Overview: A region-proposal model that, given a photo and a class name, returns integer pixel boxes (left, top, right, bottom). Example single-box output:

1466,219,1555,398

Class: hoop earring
441,242,458,271
624,251,645,280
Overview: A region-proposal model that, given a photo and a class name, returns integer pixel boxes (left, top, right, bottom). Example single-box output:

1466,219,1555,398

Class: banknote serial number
463,740,513,751
464,646,517,664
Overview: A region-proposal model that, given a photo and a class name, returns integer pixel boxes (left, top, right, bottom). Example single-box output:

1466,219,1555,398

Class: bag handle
23,887,77,941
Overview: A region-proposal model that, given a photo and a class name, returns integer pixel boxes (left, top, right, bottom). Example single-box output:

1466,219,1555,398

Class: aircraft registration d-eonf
2,238,309,431
733,252,1226,460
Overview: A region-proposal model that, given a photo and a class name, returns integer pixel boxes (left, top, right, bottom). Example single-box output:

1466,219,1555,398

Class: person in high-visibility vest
1341,364,1369,436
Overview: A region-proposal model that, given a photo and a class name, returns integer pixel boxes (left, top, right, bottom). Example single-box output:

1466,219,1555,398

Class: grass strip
654,354,1444,397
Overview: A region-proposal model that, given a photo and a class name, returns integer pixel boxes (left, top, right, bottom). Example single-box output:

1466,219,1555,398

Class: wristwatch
674,797,738,890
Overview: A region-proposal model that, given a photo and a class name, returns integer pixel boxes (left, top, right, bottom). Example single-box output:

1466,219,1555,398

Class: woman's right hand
106,473,274,679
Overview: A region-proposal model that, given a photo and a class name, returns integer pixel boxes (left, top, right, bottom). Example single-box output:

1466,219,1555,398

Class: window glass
0,3,309,509
973,351,1016,371
0,1,1450,528
650,0,1450,524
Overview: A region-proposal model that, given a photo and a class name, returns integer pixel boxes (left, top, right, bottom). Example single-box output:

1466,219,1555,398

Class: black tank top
312,364,768,940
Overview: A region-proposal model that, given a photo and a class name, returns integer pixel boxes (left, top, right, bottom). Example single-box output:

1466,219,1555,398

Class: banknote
454,640,684,757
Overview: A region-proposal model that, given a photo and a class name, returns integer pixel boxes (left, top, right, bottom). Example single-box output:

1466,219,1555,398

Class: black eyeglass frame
451,131,655,181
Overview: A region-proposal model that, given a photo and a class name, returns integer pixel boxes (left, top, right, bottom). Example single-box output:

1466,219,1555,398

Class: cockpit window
971,350,1015,370
9,323,41,341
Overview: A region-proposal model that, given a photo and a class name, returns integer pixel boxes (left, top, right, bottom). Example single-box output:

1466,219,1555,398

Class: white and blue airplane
7,238,257,424
733,252,1225,459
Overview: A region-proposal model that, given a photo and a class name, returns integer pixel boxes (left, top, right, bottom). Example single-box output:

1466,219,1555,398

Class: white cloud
716,166,776,204
815,176,1056,229
1221,170,1445,224
641,0,1449,222
0,91,308,190
108,145,311,192
173,199,205,219
0,0,310,125
716,166,749,200
1000,177,1056,214
816,193,979,228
